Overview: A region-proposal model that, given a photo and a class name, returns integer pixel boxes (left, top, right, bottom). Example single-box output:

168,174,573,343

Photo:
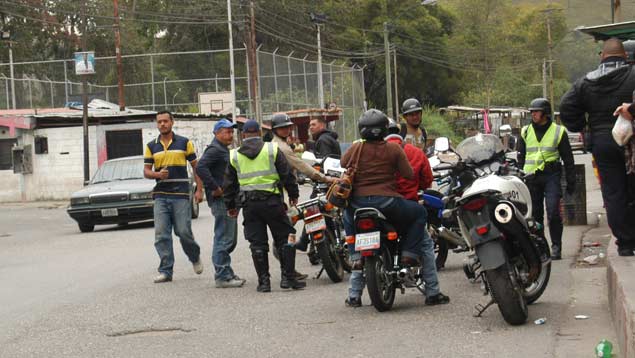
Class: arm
143,145,166,180
275,151,300,205
517,133,527,169
419,152,433,190
396,146,414,180
223,164,240,210
559,83,587,133
281,142,329,183
559,134,576,194
185,141,203,202
196,146,221,192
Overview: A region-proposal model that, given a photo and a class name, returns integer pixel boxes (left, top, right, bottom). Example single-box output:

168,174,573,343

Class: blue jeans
154,197,200,276
210,197,238,281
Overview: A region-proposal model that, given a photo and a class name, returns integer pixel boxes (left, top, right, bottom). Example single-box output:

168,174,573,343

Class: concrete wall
0,119,217,202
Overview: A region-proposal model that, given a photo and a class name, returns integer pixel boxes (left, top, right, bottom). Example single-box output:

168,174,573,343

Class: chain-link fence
0,48,365,143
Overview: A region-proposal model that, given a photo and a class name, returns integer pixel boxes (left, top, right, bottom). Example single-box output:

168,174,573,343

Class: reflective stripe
241,182,279,191
158,179,191,183
526,146,557,152
235,143,277,179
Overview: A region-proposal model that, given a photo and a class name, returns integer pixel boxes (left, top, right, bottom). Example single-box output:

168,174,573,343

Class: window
0,138,17,170
106,130,142,160
34,136,48,154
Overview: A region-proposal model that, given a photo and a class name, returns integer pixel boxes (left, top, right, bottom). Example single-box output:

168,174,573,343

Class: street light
0,29,16,109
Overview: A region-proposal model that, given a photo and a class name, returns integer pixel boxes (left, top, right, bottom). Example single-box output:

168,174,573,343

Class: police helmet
271,113,293,129
528,98,552,118
358,109,389,140
401,98,422,115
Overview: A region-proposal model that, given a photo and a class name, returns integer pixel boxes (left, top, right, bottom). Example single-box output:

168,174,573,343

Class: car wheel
191,198,199,219
79,223,95,232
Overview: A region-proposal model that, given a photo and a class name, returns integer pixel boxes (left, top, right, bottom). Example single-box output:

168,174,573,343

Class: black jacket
312,129,341,158
517,120,576,189
223,137,299,210
196,138,230,207
560,58,635,134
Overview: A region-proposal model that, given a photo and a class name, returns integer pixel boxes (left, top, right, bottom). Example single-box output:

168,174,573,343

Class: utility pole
393,47,399,119
310,13,327,110
0,14,16,109
113,0,125,111
81,2,90,182
227,0,236,122
611,0,621,23
383,22,393,119
546,5,555,119
542,58,547,98
248,1,261,122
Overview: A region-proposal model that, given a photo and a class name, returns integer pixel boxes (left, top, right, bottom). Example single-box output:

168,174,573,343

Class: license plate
355,231,381,251
101,208,118,217
305,217,326,233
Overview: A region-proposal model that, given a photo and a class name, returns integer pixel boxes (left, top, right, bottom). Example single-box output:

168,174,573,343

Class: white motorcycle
436,134,551,326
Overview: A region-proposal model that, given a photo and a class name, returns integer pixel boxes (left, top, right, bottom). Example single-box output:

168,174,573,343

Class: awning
576,21,635,41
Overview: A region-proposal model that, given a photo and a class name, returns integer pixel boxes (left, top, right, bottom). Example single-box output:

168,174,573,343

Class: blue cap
213,118,237,133
242,119,260,133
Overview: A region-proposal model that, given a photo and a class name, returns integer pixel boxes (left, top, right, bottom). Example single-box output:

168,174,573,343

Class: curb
607,239,635,358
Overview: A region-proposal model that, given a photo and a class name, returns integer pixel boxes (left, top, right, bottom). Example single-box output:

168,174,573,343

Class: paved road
0,153,615,357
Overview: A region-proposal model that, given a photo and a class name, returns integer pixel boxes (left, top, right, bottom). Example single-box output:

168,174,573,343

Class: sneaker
294,270,308,280
425,292,450,305
215,278,246,288
618,247,634,257
153,273,172,283
233,275,247,284
193,259,204,275
345,297,362,307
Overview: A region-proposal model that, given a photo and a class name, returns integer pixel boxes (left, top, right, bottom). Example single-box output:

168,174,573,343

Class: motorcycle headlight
71,197,90,206
130,192,153,200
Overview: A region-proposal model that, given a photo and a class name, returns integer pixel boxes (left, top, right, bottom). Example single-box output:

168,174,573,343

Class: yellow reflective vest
230,142,281,193
521,122,565,174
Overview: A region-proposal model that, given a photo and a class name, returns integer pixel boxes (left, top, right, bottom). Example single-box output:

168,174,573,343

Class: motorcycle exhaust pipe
438,227,464,247
398,268,408,279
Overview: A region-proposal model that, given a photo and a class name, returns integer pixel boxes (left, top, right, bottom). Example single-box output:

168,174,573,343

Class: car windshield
456,133,505,164
91,158,145,184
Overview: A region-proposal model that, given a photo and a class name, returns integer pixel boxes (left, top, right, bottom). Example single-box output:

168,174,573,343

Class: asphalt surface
0,153,615,357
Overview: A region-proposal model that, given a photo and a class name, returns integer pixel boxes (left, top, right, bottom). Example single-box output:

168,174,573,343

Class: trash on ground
575,315,590,320
598,253,606,259
534,318,546,325
595,339,613,357
583,255,599,265
583,242,602,247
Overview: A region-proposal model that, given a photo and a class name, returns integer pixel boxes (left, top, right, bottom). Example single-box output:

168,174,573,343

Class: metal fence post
106,87,109,102
256,44,263,118
245,45,252,117
2,74,9,109
46,76,54,108
272,48,279,112
329,60,335,104
340,62,345,141
63,61,69,105
28,76,33,109
287,51,293,110
215,73,219,92
150,54,156,110
303,54,309,107
351,65,357,144
163,77,168,107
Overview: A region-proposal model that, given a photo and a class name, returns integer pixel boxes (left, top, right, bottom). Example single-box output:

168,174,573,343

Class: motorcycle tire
316,229,344,283
434,233,449,270
365,247,396,312
485,264,528,325
308,241,321,265
523,262,551,305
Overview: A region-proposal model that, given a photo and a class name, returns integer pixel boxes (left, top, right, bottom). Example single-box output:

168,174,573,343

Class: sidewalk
607,230,635,358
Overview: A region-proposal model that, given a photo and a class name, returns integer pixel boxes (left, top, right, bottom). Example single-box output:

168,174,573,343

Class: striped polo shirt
144,133,197,199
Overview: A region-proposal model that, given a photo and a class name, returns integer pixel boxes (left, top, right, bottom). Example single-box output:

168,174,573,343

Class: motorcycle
436,134,551,325
289,154,351,283
353,208,425,312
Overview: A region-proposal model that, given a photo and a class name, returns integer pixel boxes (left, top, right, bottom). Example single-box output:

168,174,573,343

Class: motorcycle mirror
434,137,450,153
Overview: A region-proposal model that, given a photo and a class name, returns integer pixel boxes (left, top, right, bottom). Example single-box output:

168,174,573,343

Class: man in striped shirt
144,111,204,283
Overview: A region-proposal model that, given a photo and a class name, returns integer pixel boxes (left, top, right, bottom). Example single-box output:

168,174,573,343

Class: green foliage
421,106,464,145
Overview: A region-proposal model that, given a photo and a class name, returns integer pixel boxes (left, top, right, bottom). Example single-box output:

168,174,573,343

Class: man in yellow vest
518,98,576,260
224,119,305,292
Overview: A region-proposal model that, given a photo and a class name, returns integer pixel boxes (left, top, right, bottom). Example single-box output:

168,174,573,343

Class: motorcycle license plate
305,217,326,233
101,208,118,217
355,231,380,251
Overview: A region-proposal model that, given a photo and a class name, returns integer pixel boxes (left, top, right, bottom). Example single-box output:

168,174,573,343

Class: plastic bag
612,114,634,146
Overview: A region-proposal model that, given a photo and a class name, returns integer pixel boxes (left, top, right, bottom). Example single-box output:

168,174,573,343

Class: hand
157,167,169,180
325,176,338,184
212,187,223,197
613,103,634,121
227,208,239,218
289,198,298,207
194,188,204,203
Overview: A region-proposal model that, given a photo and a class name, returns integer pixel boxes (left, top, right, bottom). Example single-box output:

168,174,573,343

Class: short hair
156,110,174,121
310,117,327,125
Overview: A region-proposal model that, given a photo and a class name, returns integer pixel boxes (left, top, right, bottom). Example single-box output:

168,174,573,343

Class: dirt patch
574,227,613,269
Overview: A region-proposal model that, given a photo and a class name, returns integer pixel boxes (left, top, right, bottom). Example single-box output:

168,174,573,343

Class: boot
251,250,271,292
279,244,306,289
551,245,561,260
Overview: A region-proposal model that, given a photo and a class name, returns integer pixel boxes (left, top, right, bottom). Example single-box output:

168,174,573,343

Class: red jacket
385,134,433,200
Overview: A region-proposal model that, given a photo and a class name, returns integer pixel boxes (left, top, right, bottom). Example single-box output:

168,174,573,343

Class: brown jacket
341,140,413,197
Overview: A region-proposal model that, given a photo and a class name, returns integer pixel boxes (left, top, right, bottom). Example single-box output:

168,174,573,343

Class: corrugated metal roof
576,21,635,41
0,100,156,119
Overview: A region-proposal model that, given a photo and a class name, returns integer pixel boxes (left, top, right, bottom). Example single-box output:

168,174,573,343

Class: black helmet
624,40,635,64
387,118,400,135
528,98,552,117
401,98,422,115
358,109,388,140
271,113,293,129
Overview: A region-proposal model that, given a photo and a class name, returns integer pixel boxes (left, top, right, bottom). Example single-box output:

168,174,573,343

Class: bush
420,106,464,146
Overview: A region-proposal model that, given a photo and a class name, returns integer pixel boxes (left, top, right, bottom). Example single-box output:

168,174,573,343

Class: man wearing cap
400,98,429,151
224,119,305,292
197,118,245,288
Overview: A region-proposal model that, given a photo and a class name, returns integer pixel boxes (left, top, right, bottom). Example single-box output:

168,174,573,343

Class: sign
74,51,95,75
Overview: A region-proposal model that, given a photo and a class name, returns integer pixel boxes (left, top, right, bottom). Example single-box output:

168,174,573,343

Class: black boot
551,245,561,260
251,250,271,292
279,244,306,289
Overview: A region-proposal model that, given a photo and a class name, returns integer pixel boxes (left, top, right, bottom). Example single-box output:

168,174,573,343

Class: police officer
224,119,305,292
561,38,635,256
518,98,575,260
399,98,428,150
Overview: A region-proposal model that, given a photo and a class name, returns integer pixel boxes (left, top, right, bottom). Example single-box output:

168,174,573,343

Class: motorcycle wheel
523,262,551,304
308,242,321,265
485,264,528,325
365,247,396,312
434,232,449,270
316,229,344,283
